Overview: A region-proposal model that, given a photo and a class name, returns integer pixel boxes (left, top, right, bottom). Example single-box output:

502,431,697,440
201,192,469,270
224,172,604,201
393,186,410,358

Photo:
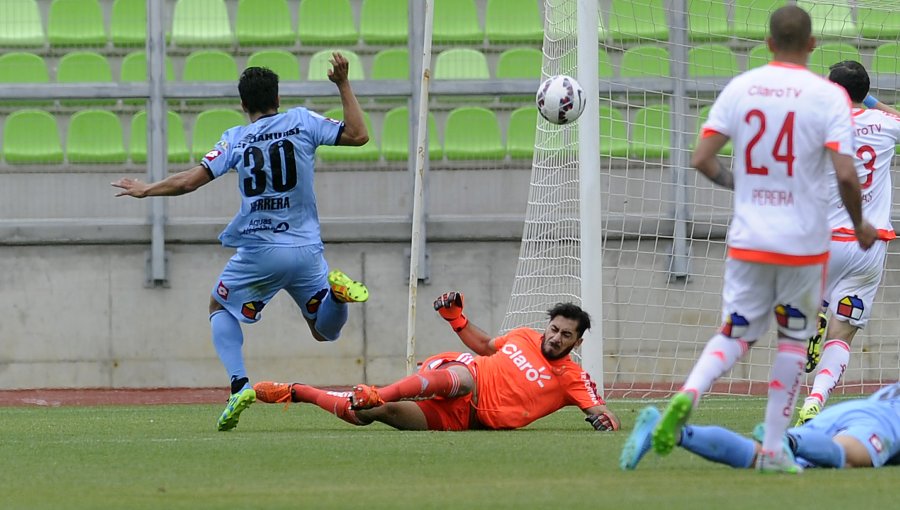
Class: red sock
378,369,463,402
291,384,366,426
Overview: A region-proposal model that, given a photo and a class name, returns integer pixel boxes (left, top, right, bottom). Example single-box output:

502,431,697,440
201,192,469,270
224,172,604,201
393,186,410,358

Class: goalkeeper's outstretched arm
434,291,497,356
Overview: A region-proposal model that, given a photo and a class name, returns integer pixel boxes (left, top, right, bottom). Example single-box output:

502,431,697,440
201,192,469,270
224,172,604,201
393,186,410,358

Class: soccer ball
536,75,585,125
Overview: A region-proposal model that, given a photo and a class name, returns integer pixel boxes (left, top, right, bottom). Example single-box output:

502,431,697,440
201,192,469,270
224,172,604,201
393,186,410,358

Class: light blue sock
679,425,757,468
210,310,247,381
313,293,348,341
790,430,845,468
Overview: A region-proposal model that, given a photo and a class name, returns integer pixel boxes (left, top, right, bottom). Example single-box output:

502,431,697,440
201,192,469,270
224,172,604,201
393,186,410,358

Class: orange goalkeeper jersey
472,327,604,429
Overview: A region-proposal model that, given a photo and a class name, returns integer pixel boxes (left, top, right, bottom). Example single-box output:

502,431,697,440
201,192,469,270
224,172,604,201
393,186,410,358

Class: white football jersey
828,108,900,242
702,62,855,264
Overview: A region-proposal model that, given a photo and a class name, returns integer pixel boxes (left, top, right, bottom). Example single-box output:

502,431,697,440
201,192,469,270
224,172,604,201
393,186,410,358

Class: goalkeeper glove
585,412,619,432
434,291,469,332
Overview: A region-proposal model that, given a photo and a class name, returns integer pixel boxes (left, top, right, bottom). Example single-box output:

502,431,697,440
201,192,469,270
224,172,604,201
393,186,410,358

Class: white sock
762,340,806,455
682,334,749,403
808,339,850,406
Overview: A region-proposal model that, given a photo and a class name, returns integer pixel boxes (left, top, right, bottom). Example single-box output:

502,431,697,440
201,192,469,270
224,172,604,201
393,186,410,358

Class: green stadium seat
129,111,191,164
0,52,50,106
47,0,108,47
747,44,770,69
688,0,730,41
307,50,364,81
111,0,146,47
485,0,543,44
371,49,409,80
381,107,442,161
808,43,860,76
733,0,786,40
444,107,505,160
688,44,738,77
360,0,408,45
433,0,483,44
317,108,379,162
620,45,670,77
192,109,245,160
507,107,538,159
497,48,542,79
858,7,900,39
695,105,732,155
872,43,900,75
67,110,127,164
236,0,294,46
120,51,176,82
433,49,490,80
0,0,45,47
599,106,629,157
57,52,115,106
630,104,670,158
171,0,234,47
183,50,239,82
247,51,301,81
298,0,358,46
2,110,63,164
608,0,668,42
797,1,856,38
599,50,613,78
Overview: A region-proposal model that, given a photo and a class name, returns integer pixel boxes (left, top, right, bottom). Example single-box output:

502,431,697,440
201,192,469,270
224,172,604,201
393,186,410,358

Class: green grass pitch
2,397,895,510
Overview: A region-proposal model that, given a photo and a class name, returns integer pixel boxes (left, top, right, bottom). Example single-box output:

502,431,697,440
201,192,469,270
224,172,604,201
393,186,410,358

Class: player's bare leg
797,318,858,425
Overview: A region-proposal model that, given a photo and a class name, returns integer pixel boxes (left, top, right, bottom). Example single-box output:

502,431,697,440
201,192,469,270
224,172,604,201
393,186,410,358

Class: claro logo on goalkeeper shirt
501,343,552,387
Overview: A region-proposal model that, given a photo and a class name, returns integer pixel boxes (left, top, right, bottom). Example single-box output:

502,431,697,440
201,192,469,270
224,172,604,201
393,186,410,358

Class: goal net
502,0,900,397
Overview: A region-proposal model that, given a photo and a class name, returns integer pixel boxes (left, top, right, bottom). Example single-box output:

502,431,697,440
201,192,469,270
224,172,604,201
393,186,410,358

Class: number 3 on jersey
744,109,795,176
242,140,298,197
857,145,876,189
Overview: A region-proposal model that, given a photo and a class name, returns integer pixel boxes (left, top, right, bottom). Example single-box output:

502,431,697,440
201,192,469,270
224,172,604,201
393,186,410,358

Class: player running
253,292,620,432
622,382,900,470
112,53,370,431
651,5,876,474
796,61,900,426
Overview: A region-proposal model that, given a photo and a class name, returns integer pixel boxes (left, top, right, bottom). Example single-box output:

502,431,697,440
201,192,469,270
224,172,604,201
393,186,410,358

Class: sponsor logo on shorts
204,149,222,161
500,342,552,388
720,312,749,338
775,304,807,331
216,281,229,300
241,301,265,320
836,295,864,321
869,434,884,453
305,288,329,314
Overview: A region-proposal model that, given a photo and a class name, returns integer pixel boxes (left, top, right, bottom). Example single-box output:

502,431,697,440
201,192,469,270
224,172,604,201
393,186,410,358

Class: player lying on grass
254,292,619,431
621,381,900,471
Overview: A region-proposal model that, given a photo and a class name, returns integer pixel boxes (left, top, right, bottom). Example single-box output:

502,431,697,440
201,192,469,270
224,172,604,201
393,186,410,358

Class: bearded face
541,316,583,360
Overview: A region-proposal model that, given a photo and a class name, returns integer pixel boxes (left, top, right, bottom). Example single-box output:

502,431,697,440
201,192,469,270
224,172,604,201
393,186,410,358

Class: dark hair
548,302,592,338
828,60,870,103
769,5,812,53
238,67,279,114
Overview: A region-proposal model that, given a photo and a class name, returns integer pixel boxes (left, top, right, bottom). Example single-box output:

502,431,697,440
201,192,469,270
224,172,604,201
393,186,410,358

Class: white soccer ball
536,75,586,125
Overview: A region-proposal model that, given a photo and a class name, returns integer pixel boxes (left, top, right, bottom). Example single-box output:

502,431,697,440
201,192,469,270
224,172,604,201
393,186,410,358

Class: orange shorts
414,352,477,431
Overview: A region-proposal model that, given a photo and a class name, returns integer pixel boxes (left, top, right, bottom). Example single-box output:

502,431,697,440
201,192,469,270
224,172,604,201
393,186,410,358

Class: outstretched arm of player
690,132,733,189
433,292,497,356
111,165,212,198
327,52,368,147
831,152,876,250
583,404,620,432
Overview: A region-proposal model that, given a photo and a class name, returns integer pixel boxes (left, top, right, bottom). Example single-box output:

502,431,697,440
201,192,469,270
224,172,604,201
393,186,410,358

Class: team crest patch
775,304,807,331
305,288,329,314
216,281,229,300
241,301,266,320
869,434,884,453
204,149,222,161
836,295,864,321
720,312,749,338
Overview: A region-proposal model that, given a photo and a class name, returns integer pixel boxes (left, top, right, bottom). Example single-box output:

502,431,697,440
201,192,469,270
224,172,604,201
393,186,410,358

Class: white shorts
719,259,825,341
823,240,887,329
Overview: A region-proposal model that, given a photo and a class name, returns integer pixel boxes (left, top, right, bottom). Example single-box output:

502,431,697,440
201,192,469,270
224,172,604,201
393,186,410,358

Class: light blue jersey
201,107,344,248
794,382,900,467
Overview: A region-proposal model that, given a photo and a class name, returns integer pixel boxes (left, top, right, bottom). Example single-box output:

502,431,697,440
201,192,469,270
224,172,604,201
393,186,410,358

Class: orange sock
378,369,463,402
291,384,366,426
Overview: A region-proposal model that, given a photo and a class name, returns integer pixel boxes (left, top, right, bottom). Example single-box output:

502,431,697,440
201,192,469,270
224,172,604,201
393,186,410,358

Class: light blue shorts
211,244,330,324
795,408,900,468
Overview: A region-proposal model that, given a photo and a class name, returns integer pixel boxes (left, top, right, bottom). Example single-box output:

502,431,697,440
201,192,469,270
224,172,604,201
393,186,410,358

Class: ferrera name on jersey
236,127,302,148
250,196,291,212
